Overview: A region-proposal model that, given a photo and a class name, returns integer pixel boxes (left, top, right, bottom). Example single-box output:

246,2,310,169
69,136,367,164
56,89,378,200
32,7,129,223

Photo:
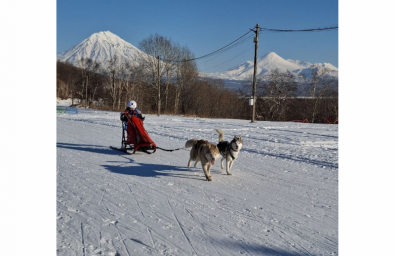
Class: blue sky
57,0,338,73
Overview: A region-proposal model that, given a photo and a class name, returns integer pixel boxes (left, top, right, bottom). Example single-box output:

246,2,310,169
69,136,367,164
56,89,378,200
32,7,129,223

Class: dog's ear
234,135,237,139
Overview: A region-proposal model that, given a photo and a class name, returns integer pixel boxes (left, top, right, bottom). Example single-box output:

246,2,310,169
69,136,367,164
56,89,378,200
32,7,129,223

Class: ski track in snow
57,108,338,256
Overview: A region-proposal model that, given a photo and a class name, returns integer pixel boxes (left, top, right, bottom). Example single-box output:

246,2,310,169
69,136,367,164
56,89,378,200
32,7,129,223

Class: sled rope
156,147,187,152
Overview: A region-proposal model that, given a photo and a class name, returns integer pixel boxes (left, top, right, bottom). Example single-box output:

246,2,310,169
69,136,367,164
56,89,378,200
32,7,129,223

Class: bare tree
320,78,338,123
103,55,123,111
125,63,146,109
123,62,136,106
138,34,178,116
77,58,100,108
161,42,177,113
88,71,104,108
116,61,131,110
56,60,81,102
299,65,336,123
260,69,298,121
173,46,198,115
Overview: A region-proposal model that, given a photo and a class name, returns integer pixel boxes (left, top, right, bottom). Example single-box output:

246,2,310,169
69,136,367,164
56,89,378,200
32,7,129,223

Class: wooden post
112,70,115,111
71,79,74,106
251,24,259,123
157,55,161,116
85,74,89,108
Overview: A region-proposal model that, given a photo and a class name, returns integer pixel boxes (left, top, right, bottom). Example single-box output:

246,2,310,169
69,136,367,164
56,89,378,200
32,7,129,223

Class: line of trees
57,34,338,123
240,66,338,123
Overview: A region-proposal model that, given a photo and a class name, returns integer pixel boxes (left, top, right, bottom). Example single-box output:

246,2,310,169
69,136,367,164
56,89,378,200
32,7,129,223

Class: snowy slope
207,52,338,80
57,108,338,256
57,31,145,67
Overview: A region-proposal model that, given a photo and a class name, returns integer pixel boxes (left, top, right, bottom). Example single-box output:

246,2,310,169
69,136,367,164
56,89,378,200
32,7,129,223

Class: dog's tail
216,129,224,142
185,139,197,148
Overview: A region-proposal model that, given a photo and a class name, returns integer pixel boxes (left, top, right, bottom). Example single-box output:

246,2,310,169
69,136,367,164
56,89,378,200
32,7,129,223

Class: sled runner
111,113,156,154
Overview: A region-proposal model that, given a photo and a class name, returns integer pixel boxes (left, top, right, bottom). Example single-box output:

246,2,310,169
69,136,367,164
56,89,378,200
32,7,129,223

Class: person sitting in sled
124,100,145,121
123,100,153,153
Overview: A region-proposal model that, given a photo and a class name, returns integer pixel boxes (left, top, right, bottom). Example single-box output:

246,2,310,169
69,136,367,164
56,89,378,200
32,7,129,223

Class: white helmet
127,100,137,109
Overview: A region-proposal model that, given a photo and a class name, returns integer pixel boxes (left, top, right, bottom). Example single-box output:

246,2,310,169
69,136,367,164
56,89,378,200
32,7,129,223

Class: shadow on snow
215,239,324,256
57,142,203,181
57,142,121,156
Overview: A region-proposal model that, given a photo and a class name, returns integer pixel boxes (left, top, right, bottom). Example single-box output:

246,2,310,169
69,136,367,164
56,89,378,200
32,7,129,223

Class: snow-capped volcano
57,31,145,67
58,31,337,85
207,52,338,80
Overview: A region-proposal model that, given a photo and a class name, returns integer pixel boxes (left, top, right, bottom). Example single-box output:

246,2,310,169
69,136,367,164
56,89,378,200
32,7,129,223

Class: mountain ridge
205,51,338,81
57,31,338,82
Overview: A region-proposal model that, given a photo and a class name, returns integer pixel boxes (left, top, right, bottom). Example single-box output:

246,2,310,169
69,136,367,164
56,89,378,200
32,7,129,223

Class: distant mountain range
57,31,338,88
205,52,338,81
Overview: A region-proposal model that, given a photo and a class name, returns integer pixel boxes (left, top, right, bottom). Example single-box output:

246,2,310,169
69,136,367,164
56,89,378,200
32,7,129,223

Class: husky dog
216,129,243,175
185,139,220,181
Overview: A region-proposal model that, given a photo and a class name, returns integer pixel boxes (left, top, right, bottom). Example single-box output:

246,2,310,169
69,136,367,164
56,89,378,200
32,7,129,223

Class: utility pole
251,24,259,123
157,55,161,116
112,70,115,111
71,79,74,106
85,75,89,109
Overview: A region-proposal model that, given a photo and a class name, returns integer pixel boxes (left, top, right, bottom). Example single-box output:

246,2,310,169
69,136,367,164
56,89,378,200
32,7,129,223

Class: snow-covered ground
57,107,338,256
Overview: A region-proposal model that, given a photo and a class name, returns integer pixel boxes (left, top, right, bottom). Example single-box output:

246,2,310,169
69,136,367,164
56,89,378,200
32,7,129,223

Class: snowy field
57,107,338,256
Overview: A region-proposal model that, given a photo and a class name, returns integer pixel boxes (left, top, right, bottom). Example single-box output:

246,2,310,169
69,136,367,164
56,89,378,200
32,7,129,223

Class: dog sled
110,113,157,154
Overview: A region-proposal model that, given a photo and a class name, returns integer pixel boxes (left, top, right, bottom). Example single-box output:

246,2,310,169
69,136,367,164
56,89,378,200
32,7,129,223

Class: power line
163,25,337,63
259,25,338,32
188,30,252,61
199,45,255,72
163,30,253,62
197,34,254,65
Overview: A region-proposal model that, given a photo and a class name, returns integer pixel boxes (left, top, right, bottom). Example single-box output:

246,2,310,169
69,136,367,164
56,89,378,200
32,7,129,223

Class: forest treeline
57,34,338,123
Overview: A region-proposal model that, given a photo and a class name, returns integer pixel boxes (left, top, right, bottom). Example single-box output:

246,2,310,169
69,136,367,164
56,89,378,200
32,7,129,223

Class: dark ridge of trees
56,59,250,119
57,34,337,124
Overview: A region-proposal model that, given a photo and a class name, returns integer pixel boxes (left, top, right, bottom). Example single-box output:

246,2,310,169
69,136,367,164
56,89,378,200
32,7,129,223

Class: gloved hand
137,114,145,121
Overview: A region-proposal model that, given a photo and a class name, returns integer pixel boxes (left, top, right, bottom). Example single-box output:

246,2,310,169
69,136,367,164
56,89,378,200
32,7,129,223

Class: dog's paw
227,173,232,175
207,176,212,181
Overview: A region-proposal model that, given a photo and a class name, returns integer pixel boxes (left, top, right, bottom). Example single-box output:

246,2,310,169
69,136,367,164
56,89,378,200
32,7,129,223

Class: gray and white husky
215,129,243,175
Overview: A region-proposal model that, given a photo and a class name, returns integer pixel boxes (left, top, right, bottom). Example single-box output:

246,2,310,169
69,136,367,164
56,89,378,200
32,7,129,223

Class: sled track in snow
167,199,198,255
184,206,222,256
